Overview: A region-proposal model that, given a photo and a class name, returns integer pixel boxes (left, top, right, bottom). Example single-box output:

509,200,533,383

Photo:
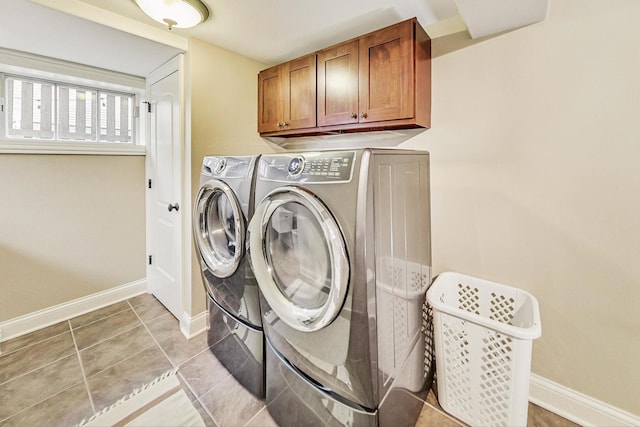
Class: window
5,75,135,144
0,48,146,155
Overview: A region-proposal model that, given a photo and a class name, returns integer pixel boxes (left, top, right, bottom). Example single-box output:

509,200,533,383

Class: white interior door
147,64,182,319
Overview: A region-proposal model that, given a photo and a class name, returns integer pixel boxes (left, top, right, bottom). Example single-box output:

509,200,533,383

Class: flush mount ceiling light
133,0,209,30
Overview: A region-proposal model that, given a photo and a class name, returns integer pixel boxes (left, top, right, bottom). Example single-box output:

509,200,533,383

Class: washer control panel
261,151,356,183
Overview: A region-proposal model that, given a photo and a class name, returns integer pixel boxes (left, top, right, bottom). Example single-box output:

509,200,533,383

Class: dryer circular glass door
249,186,349,332
194,180,245,278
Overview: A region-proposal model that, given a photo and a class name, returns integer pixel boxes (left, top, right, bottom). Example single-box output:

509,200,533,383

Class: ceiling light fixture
133,0,209,30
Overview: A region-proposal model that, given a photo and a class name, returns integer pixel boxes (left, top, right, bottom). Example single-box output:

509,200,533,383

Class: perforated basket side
432,310,533,427
427,272,541,340
428,272,539,427
422,301,435,384
436,312,473,418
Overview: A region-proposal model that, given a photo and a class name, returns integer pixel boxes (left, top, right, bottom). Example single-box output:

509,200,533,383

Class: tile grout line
69,319,97,414
0,331,96,424
177,344,232,427
0,378,89,425
69,303,132,331
127,300,176,368
76,322,144,354
0,327,70,359
177,369,222,427
0,336,76,387
406,389,467,426
127,302,222,425
118,298,244,426
1,302,131,361
0,310,161,425
77,342,159,382
124,298,224,424
127,299,223,426
242,404,270,427
244,377,289,427
73,310,142,351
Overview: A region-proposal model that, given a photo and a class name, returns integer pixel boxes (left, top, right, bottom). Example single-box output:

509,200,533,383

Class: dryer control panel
202,156,255,178
260,151,356,183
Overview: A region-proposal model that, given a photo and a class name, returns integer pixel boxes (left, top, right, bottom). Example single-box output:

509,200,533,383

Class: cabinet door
359,19,414,123
283,54,316,130
317,40,359,127
258,65,284,133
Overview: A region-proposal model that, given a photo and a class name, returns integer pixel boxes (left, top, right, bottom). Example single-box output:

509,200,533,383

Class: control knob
287,156,305,177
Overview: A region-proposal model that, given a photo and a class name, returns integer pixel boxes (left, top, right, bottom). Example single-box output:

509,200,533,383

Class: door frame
145,54,202,337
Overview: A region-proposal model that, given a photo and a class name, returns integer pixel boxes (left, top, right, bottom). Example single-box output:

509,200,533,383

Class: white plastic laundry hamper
426,272,541,427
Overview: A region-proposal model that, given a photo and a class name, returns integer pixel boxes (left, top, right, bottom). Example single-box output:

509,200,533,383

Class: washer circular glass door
194,180,245,278
249,186,349,332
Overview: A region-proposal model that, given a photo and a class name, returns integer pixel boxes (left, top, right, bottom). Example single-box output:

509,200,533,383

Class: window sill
0,140,146,156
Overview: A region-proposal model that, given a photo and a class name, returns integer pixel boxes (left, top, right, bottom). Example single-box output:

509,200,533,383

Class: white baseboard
179,310,208,339
0,279,147,343
530,373,640,426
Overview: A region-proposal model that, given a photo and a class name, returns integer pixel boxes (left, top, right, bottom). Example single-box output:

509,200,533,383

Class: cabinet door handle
282,122,288,127
168,203,180,212
360,112,367,119
276,122,282,128
350,112,357,120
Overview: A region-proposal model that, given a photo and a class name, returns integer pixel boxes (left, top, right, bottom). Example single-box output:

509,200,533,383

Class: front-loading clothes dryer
248,149,433,426
193,155,263,398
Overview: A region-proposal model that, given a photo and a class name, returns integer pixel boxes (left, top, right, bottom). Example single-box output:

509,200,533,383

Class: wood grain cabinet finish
258,17,430,137
257,65,283,133
317,39,359,127
258,54,316,133
358,19,415,124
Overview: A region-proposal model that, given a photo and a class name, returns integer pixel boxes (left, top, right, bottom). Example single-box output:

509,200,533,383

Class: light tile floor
0,294,579,427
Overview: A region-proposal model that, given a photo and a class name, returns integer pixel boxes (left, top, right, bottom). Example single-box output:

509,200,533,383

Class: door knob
168,203,180,212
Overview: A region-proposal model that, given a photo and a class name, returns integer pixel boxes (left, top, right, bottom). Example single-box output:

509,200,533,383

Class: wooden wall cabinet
258,18,430,137
317,39,359,127
257,54,316,133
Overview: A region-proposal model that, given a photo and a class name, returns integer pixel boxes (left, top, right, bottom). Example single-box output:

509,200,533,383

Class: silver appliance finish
249,149,433,426
193,155,264,397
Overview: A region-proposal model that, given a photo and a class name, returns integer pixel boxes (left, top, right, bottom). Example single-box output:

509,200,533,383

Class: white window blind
100,92,132,143
4,75,134,144
6,77,55,139
58,86,97,141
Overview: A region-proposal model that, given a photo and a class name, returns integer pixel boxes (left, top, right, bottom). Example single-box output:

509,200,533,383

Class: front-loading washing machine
248,149,433,426
193,155,264,397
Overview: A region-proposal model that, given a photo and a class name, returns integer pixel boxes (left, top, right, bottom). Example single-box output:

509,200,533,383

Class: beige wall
187,38,273,315
24,0,624,414
400,0,640,414
0,154,146,322
184,1,640,412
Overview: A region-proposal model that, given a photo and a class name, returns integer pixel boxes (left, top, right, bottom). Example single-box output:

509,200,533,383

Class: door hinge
148,179,152,189
143,101,151,113
148,255,153,265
